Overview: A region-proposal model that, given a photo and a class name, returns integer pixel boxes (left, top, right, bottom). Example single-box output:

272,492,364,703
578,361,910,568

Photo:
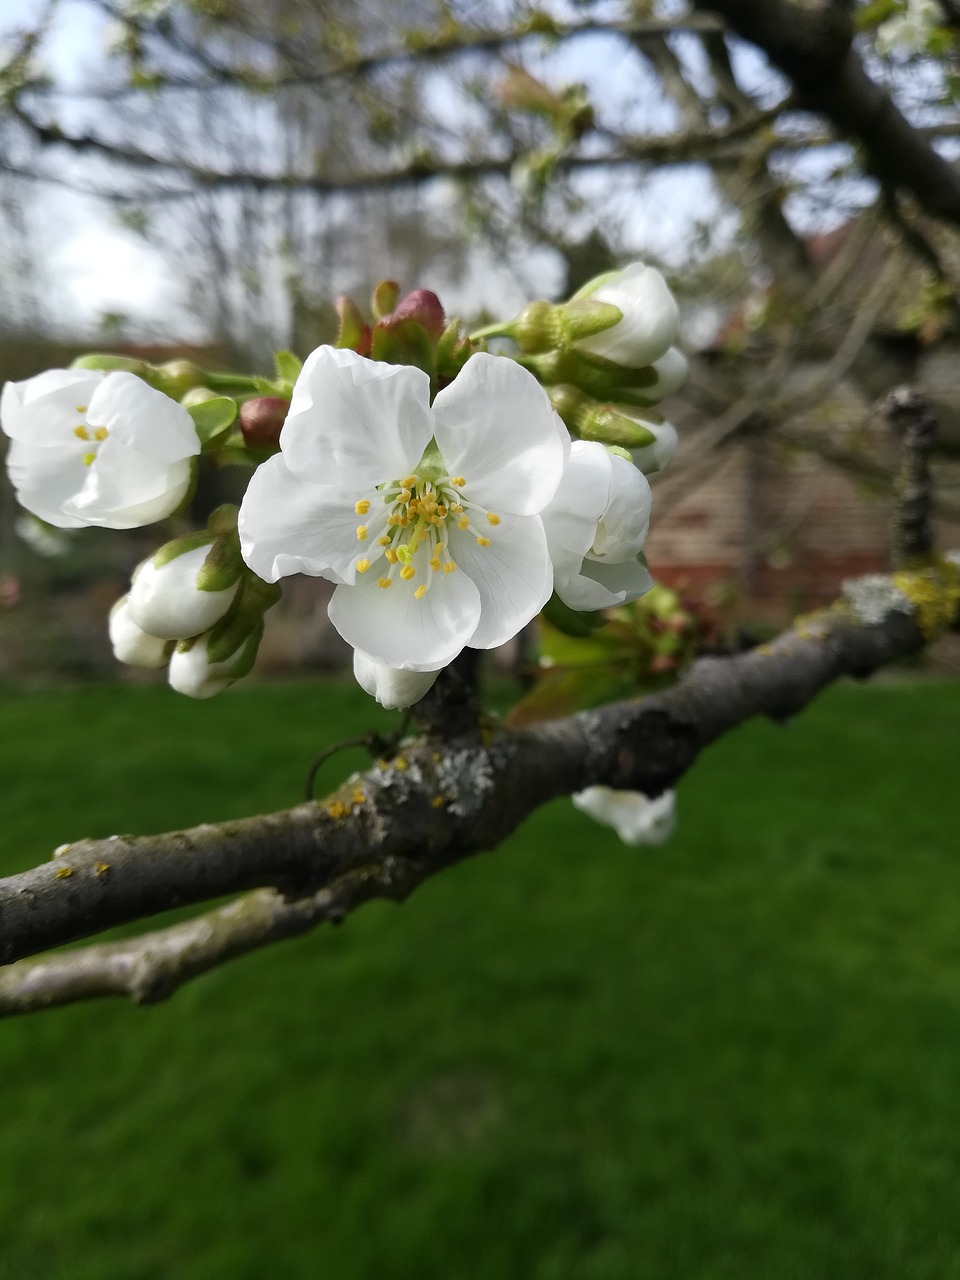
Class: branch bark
0,594,936,1015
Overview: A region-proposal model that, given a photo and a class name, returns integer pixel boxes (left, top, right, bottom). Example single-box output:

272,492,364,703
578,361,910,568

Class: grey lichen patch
433,745,495,819
842,573,914,626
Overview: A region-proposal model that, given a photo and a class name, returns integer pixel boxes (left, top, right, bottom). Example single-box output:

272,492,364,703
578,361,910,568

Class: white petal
448,512,553,650
572,786,676,846
432,353,568,515
568,556,654,610
64,438,192,528
86,372,200,462
129,544,239,640
109,596,169,669
328,556,481,671
238,455,377,586
589,454,652,562
644,347,688,401
6,439,88,528
629,421,678,475
353,652,441,709
168,636,245,699
541,441,612,580
575,263,679,368
281,346,433,488
1,370,104,446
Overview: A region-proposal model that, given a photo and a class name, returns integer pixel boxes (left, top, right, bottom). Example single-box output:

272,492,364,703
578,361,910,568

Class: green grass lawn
0,677,959,1279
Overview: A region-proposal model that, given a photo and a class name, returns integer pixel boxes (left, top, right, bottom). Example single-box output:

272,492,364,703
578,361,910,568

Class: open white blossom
108,596,169,669
1,368,200,529
353,651,441,709
239,347,568,673
573,786,676,846
542,440,653,611
573,263,679,369
128,544,240,640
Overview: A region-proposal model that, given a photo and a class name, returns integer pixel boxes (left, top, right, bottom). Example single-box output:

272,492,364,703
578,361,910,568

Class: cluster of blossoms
1,262,685,714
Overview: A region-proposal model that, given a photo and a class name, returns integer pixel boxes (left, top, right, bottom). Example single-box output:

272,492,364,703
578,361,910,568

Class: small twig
303,732,399,802
882,386,939,567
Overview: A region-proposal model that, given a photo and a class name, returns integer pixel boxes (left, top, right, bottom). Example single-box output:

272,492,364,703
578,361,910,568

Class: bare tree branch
0,588,940,1016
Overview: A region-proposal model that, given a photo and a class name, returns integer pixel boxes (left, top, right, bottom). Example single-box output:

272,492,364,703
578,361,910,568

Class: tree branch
0,593,940,1016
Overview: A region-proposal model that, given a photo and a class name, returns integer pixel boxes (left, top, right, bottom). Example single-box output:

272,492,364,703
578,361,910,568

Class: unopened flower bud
239,397,289,449
152,360,203,399
628,418,678,475
353,651,441,709
129,542,240,639
570,263,679,370
168,628,259,699
109,596,169,669
385,289,446,340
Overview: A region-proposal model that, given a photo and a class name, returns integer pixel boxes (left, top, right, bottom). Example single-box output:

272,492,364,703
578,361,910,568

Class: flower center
352,469,501,599
73,411,109,467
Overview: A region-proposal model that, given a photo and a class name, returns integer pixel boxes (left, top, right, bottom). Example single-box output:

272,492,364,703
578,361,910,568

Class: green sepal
372,279,400,320
273,350,302,387
436,318,477,382
187,396,238,446
542,592,607,637
566,269,619,304
557,298,622,344
196,535,244,593
151,530,213,570
370,316,435,379
71,353,150,377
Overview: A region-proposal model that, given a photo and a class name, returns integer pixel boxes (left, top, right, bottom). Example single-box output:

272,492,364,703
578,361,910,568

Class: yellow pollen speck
94,427,108,442
55,866,73,880
82,452,96,467
352,787,366,805
476,535,491,548
394,756,408,771
385,548,399,564
73,425,91,441
377,535,391,546
430,794,446,808
414,584,427,599
325,800,351,819
75,404,87,413
486,512,501,526
356,558,370,573
402,475,418,489
457,516,469,530
356,525,368,540
377,577,392,589
95,862,110,877
354,499,371,515
443,561,457,573
400,565,416,581
451,476,466,487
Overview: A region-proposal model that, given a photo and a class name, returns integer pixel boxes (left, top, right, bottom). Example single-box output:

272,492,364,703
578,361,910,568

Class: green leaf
187,397,238,446
507,664,637,728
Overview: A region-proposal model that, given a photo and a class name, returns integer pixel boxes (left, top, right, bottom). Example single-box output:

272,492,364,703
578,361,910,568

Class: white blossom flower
1,368,200,529
629,418,679,475
108,596,169,669
573,263,679,369
128,543,240,640
239,347,568,673
572,786,676,846
168,633,252,699
353,651,441,709
542,440,653,611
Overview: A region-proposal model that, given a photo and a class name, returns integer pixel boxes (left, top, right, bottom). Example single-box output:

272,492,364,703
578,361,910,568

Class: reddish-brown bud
386,289,446,340
239,397,289,449
649,653,679,674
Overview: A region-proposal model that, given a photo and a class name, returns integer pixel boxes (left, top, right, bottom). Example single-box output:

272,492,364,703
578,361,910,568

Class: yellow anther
486,512,501,526
401,475,418,489
356,558,370,574
354,499,370,515
377,535,391,546
73,425,90,441
400,516,410,527
387,514,402,527
399,488,412,504
450,503,463,513
82,452,96,467
443,561,457,573
400,565,416,581
457,516,469,530
451,475,466,487
429,557,442,571
476,535,491,548
356,525,368,541
377,577,392,589
75,405,87,414
94,427,109,442
385,548,399,564
414,584,427,599
436,505,447,518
